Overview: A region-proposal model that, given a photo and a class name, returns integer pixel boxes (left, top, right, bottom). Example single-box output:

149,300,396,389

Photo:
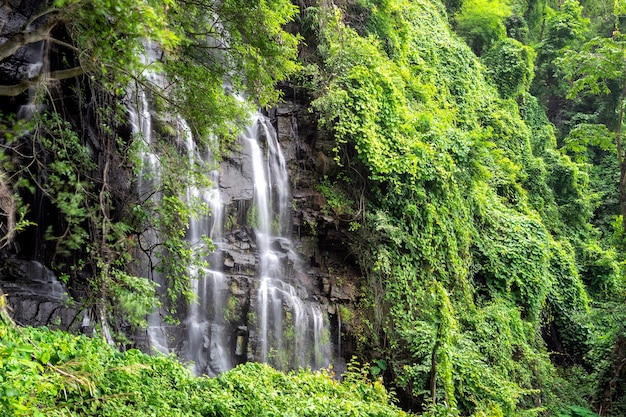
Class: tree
559,29,626,232
0,1,299,113
531,0,589,125
0,0,177,96
454,0,511,56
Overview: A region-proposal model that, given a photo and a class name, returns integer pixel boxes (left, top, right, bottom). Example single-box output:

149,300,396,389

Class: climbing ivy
303,0,607,415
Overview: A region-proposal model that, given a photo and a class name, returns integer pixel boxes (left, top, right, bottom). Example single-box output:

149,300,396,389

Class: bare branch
0,65,85,96
0,17,59,62
49,37,80,53
24,7,62,30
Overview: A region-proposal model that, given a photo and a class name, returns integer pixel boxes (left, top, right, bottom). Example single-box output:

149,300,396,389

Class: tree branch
0,17,59,62
0,66,85,96
24,7,62,30
49,37,80,53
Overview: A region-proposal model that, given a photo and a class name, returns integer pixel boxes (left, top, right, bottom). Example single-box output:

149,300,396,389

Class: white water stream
128,64,169,355
182,126,232,376
244,115,331,370
129,62,332,373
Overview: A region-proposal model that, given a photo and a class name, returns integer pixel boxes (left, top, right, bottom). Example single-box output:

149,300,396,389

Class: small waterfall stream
128,70,170,354
182,127,233,376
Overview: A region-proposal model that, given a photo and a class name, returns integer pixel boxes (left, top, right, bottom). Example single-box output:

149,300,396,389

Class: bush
0,316,408,417
482,38,535,98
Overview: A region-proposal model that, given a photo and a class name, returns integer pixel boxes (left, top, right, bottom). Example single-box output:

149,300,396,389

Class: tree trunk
618,78,626,234
430,341,439,405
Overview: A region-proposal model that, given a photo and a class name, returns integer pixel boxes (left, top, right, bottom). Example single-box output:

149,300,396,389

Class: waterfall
182,125,232,376
128,65,170,355
128,57,333,372
244,115,332,371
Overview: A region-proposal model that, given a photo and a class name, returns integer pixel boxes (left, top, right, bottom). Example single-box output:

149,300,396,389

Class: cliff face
0,0,80,333
0,28,360,370
134,95,361,374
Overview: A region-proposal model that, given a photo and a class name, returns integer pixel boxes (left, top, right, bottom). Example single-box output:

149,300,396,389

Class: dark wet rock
0,258,81,330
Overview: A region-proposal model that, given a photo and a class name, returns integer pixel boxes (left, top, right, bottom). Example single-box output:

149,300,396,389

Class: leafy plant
0,318,408,417
482,38,535,98
454,0,512,56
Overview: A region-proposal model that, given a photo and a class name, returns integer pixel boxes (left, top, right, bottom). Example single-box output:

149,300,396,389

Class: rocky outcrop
273,97,361,363
0,0,47,86
0,94,362,372
0,258,82,331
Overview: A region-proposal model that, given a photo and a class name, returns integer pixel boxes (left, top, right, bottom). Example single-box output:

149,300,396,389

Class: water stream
244,115,331,370
182,126,232,376
128,67,169,355
129,73,332,373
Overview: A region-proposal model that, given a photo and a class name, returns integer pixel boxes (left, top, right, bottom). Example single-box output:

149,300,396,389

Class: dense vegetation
299,0,626,415
0,306,405,416
1,0,626,416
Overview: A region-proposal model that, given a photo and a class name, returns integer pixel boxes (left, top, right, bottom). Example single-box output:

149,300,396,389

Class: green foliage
0,320,408,417
518,93,557,154
473,201,551,320
454,0,512,56
59,0,179,93
0,108,159,331
557,405,600,417
33,113,96,257
316,176,357,219
563,124,615,163
531,0,589,105
542,1,589,52
583,301,626,416
545,239,592,359
559,33,626,100
304,0,607,415
482,38,535,98
163,0,301,142
505,13,530,43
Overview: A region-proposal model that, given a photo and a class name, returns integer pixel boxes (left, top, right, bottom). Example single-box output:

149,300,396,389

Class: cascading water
128,54,333,372
182,126,233,376
244,115,332,370
128,65,170,354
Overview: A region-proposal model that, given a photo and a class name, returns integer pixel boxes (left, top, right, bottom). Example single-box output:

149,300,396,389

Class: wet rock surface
0,258,82,330
0,91,360,371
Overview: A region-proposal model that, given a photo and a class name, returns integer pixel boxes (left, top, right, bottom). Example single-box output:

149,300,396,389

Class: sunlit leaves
563,124,615,163
0,320,407,416
454,0,511,56
161,0,300,142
